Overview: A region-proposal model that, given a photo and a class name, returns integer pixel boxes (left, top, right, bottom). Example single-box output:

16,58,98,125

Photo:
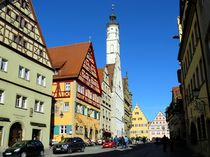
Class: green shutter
54,125,59,135
82,106,85,115
67,125,72,135
94,111,97,119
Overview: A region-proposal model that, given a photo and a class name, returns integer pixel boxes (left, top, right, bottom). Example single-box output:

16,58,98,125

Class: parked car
2,140,44,157
102,140,116,148
53,137,85,154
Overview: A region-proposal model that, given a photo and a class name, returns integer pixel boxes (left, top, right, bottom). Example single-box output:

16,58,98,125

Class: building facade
106,6,125,137
49,42,101,143
165,86,185,141
177,0,210,156
97,67,112,138
130,104,149,138
123,73,132,137
0,0,53,151
148,112,170,141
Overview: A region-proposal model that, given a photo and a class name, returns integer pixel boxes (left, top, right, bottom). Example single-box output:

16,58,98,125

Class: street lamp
59,111,64,118
192,89,207,114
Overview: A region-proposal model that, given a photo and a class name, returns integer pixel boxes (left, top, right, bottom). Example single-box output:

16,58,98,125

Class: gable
78,45,101,94
132,104,148,122
0,0,52,68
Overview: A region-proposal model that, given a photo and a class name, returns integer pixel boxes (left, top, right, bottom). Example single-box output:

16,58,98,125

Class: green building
0,0,53,150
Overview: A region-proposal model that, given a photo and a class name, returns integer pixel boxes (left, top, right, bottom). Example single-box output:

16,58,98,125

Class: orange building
48,42,101,142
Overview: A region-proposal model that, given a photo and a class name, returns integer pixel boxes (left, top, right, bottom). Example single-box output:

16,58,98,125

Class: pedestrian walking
162,135,168,152
142,137,146,144
121,136,125,148
124,136,129,148
113,135,118,148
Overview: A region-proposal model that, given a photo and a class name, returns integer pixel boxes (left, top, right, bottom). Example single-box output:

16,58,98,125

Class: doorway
9,122,22,146
32,129,41,140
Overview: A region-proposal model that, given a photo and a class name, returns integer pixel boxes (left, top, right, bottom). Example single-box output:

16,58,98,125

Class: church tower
106,5,125,136
106,4,120,65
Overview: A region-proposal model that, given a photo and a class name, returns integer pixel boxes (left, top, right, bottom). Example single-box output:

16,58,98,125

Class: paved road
0,143,196,157
44,143,195,157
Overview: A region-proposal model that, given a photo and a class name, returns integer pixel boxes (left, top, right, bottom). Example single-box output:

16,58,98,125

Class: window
20,0,28,9
60,125,67,134
6,8,11,15
19,66,30,80
138,117,142,120
135,112,139,115
13,34,27,48
16,95,27,109
0,57,8,72
34,100,44,113
31,25,35,32
65,82,70,91
64,102,69,112
19,16,25,29
0,90,4,104
37,74,46,86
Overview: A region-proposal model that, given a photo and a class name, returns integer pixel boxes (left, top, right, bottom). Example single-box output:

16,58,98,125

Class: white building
148,112,170,141
106,6,125,136
97,67,112,138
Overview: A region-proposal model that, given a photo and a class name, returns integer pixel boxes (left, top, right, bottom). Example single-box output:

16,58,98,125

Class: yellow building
48,42,101,143
130,104,149,138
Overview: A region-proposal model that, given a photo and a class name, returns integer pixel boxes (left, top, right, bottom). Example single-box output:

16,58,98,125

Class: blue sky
32,0,180,121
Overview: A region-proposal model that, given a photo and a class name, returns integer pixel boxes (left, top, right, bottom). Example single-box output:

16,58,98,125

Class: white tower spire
106,4,120,65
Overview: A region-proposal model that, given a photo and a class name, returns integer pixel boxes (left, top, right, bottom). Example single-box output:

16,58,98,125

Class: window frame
34,100,44,113
0,90,4,104
15,95,27,109
0,57,8,72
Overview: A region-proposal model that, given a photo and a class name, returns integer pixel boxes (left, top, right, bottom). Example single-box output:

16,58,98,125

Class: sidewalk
143,143,195,157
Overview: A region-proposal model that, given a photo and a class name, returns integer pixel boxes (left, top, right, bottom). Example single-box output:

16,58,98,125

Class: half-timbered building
48,42,101,142
0,0,53,150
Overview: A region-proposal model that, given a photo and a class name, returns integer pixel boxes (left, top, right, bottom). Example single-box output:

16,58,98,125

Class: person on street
162,135,168,152
113,135,118,148
124,136,129,148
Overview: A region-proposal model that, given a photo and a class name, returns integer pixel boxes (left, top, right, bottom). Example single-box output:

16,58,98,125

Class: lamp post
192,89,207,114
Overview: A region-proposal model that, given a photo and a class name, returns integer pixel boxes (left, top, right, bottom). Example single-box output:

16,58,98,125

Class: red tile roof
48,42,91,79
106,64,115,91
97,68,104,85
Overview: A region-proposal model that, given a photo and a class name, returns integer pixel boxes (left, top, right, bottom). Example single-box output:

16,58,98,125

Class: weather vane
112,4,115,12
89,36,92,43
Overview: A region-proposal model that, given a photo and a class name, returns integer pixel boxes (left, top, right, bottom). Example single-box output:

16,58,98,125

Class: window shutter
54,125,59,135
67,125,72,135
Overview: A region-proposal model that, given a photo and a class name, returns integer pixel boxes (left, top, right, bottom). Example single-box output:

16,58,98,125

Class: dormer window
54,69,58,75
